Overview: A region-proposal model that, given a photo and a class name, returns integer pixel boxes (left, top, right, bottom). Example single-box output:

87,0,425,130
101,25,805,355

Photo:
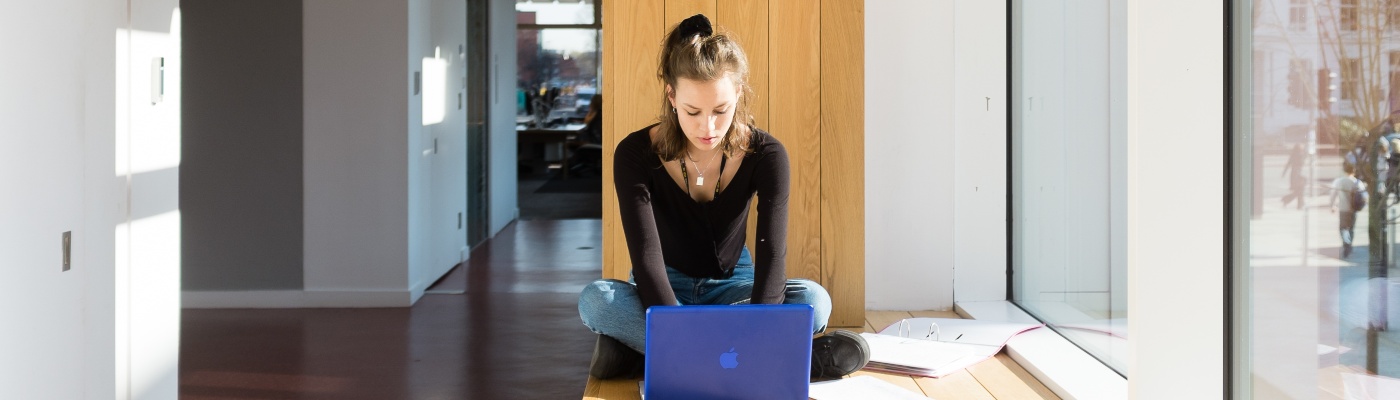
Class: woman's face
668,75,741,152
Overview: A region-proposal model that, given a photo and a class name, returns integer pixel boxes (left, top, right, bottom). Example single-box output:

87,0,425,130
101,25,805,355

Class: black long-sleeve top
613,125,790,309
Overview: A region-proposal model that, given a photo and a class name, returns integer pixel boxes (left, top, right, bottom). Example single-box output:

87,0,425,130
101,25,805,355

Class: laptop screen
644,304,814,399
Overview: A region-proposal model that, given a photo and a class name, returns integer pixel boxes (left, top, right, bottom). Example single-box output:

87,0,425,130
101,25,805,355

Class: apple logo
719,347,739,369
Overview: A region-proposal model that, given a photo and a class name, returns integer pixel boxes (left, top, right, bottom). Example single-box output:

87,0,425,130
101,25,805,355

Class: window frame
514,0,603,122
516,0,602,30
1342,0,1360,31
1291,0,1309,32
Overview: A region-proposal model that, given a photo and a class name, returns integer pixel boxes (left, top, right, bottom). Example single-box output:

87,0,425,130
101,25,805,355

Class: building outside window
1389,0,1400,31
1291,58,1316,109
1342,57,1361,100
1342,0,1360,31
516,0,599,129
1293,0,1310,32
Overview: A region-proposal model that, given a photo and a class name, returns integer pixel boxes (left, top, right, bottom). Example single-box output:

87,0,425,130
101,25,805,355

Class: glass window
1389,0,1400,31
516,0,594,25
1259,51,1275,118
1011,0,1128,375
1291,58,1315,109
1342,57,1361,100
1342,0,1359,31
516,0,600,129
1292,0,1309,32
1391,51,1400,79
1238,0,1400,397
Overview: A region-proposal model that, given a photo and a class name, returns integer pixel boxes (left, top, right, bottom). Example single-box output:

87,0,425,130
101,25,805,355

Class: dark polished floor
179,219,604,399
518,169,603,221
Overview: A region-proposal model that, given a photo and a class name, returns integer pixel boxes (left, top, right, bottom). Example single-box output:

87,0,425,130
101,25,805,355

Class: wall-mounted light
423,47,447,125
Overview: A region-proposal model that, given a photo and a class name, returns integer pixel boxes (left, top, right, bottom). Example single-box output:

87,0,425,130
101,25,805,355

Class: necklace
685,148,721,186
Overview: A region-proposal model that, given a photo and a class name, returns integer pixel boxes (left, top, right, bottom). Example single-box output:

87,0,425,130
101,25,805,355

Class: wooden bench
582,310,1061,400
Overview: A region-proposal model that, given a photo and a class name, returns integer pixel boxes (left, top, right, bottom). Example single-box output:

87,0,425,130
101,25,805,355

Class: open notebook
862,318,1042,378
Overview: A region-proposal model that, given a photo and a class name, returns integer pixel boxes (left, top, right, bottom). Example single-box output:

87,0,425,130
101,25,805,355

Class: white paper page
876,318,1042,347
809,375,930,400
861,333,975,370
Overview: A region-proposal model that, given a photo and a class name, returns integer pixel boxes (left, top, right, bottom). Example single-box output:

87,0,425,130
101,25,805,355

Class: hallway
179,219,603,399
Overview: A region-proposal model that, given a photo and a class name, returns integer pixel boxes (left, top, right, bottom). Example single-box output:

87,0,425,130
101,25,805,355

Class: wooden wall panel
716,0,769,255
768,0,822,283
602,0,616,279
716,0,769,129
665,0,716,31
820,0,865,327
602,0,664,280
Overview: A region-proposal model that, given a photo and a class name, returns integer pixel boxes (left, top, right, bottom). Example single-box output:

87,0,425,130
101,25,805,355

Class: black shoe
810,330,871,379
589,334,643,380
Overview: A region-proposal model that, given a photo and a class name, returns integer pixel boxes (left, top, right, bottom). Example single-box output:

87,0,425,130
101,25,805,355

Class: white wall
181,0,305,291
3,0,181,398
3,4,99,398
865,0,957,311
1126,0,1225,397
489,0,518,235
186,0,511,308
953,0,1010,303
83,1,127,397
126,1,183,397
409,0,470,302
866,0,1007,311
303,0,412,301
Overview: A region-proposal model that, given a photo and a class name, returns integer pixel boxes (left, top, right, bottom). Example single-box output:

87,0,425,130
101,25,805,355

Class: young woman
577,14,869,380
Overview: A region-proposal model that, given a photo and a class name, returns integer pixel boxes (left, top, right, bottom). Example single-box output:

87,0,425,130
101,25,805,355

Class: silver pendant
696,176,705,186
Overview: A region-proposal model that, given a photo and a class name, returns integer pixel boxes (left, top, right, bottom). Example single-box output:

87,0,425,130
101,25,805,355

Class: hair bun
677,14,713,39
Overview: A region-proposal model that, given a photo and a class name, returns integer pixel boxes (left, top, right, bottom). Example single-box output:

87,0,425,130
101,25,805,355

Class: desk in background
518,124,585,178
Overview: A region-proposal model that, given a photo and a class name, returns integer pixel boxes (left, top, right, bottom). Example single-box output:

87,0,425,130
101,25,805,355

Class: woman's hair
654,14,755,161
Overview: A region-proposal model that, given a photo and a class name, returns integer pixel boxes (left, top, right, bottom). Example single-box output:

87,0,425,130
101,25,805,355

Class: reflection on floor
179,219,604,399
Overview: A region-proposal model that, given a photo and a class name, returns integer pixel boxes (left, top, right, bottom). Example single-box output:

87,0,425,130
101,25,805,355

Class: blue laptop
644,304,813,400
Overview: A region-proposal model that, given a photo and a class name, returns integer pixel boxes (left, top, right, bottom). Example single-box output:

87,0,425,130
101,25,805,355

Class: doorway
466,0,490,247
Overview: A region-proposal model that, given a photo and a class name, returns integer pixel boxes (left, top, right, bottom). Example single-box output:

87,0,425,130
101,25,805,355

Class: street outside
1252,150,1400,394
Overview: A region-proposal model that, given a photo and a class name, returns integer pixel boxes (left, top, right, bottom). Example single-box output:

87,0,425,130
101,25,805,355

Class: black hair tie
677,14,713,39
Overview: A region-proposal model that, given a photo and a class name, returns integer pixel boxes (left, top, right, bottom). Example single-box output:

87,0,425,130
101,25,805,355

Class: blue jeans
577,247,832,353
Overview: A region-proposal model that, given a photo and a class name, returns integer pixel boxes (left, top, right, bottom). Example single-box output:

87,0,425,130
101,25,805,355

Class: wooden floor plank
582,376,602,398
915,370,997,400
847,370,930,397
966,353,1061,400
908,310,962,319
582,378,641,400
866,310,914,333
